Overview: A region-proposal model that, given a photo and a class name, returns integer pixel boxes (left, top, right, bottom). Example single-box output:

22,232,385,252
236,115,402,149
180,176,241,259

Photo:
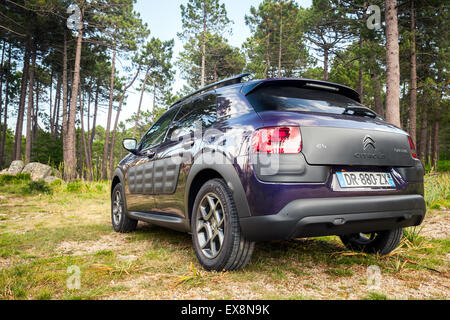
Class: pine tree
179,0,231,88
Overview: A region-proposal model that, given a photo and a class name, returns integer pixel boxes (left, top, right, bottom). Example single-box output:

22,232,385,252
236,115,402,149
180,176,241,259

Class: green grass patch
22,181,52,195
325,268,354,277
0,176,448,300
364,292,388,300
424,173,450,207
95,250,115,257
425,160,450,173
0,173,31,185
0,224,112,258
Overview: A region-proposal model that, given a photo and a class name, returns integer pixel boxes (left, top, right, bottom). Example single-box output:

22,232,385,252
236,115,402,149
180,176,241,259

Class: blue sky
115,0,313,127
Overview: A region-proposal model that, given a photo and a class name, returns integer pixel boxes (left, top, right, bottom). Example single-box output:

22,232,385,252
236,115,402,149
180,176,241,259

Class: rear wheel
111,183,137,233
191,178,255,271
339,228,403,255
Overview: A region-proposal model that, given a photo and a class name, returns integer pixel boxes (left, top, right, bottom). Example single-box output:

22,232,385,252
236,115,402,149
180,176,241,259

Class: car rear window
246,85,379,118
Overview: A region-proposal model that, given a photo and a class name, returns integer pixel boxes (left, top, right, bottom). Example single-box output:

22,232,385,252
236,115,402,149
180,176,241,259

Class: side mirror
122,138,137,154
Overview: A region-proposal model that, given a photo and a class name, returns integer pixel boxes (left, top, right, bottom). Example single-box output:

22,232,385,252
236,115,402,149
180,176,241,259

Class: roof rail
172,73,251,107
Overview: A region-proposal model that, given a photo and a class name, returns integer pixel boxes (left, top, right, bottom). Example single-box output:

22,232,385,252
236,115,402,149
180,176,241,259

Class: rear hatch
244,80,416,167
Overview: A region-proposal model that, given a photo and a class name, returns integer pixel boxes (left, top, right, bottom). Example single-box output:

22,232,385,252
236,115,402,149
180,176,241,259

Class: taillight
408,136,418,159
252,126,302,154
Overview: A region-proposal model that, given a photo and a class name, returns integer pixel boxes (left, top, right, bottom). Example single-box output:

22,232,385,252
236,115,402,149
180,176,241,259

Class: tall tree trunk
385,0,401,127
418,103,427,163
201,5,207,87
264,33,271,79
33,82,39,147
13,40,31,161
0,43,11,167
76,127,82,179
89,83,99,157
109,65,141,176
133,66,150,139
79,90,92,180
277,0,283,78
427,125,432,166
49,71,53,136
102,37,117,180
86,80,92,161
358,3,367,102
65,11,84,181
432,120,439,171
358,38,364,100
323,47,329,81
62,33,69,158
52,73,62,138
0,40,5,126
408,0,418,145
25,44,36,164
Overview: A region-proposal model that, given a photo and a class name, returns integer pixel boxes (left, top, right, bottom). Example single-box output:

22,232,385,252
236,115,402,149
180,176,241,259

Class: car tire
339,228,403,255
111,183,137,233
191,178,255,271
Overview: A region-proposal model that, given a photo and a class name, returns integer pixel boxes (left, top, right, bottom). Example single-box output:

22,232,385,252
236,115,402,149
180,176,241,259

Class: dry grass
0,176,449,300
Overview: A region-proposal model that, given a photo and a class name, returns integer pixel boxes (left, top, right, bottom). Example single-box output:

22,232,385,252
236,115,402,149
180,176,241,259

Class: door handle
144,150,156,159
182,140,194,149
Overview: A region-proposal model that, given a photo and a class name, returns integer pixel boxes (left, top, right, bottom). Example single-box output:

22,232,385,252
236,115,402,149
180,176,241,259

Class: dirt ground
0,186,449,300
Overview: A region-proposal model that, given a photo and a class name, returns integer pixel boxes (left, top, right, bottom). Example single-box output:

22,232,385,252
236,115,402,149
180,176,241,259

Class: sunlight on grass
424,173,450,208
0,177,449,300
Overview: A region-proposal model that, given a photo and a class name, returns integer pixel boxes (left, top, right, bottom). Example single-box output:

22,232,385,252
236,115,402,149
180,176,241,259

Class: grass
364,292,388,300
424,173,450,208
425,160,450,173
325,268,354,277
0,173,448,300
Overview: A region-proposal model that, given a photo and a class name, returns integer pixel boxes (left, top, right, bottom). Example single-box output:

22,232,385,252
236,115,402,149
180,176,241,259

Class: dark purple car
111,74,426,271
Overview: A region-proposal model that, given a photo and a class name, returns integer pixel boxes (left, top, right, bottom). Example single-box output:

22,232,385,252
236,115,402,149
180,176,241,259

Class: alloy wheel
195,193,226,259
112,189,123,226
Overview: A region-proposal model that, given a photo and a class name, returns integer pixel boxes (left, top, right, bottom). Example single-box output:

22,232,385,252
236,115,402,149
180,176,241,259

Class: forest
0,0,448,181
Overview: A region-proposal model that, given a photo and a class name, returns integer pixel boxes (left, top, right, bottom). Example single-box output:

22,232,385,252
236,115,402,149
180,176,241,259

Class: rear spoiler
241,78,361,103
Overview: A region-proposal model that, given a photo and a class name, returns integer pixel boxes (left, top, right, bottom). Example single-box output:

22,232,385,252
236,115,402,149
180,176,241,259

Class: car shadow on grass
128,223,377,272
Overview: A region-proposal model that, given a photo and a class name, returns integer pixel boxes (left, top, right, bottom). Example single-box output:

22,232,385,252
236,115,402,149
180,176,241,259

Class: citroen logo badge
363,135,376,150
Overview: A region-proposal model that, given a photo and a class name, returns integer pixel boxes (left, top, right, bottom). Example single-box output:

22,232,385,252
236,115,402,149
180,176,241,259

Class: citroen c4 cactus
111,75,426,271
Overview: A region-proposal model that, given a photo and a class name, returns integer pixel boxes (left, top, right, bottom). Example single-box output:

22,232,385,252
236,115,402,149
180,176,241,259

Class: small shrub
0,174,16,185
424,173,450,207
50,179,62,187
16,173,31,181
0,173,31,186
22,181,52,195
402,227,425,249
66,181,83,193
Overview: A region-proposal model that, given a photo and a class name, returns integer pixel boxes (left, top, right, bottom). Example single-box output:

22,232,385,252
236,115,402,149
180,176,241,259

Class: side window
166,94,217,142
139,107,178,150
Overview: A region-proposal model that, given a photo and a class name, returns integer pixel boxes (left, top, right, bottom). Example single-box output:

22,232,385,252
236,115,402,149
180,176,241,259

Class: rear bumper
239,194,426,241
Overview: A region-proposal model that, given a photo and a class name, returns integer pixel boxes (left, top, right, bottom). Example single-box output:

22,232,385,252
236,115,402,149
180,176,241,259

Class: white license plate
336,171,395,188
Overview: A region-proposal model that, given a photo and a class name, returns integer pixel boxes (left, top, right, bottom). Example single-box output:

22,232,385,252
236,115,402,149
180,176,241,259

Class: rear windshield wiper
342,107,377,118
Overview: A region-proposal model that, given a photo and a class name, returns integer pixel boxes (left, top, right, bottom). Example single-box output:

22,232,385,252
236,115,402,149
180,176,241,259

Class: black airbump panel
128,162,154,194
154,159,179,194
129,159,179,195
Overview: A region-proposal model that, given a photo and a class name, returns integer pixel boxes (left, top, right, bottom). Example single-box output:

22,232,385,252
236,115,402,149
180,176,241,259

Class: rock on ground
22,162,52,181
7,160,24,175
44,176,62,184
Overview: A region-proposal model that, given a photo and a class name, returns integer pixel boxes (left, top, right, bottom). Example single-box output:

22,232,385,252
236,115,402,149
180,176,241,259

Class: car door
152,93,218,218
125,106,179,213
